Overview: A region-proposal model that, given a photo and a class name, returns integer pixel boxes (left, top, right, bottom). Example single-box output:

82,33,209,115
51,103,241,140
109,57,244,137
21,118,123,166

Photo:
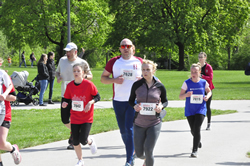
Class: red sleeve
104,56,121,73
202,63,213,81
135,56,143,64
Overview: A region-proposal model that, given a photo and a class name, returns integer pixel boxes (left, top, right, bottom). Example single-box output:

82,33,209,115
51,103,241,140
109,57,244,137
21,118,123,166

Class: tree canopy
0,0,113,62
107,0,250,70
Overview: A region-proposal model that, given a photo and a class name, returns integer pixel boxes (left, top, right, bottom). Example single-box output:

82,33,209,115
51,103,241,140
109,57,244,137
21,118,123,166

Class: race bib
190,95,203,104
140,103,156,115
121,69,135,80
72,100,84,111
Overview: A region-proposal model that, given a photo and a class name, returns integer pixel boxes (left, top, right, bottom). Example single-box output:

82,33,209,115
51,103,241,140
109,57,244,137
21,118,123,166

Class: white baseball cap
63,42,77,51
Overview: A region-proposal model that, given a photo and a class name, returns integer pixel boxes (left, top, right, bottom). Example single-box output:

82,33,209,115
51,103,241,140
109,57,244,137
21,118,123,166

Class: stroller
10,71,40,106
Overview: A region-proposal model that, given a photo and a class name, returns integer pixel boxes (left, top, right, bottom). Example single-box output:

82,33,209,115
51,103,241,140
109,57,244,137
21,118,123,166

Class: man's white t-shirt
105,56,143,101
0,69,12,114
56,56,92,97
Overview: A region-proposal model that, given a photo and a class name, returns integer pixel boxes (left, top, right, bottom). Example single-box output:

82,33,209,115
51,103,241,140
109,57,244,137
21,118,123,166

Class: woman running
198,52,214,130
179,63,212,158
62,63,100,166
129,59,168,166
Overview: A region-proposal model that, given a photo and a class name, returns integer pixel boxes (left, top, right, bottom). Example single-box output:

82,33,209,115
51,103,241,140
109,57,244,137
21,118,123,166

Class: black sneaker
48,100,54,104
67,144,74,150
39,104,47,106
68,134,73,144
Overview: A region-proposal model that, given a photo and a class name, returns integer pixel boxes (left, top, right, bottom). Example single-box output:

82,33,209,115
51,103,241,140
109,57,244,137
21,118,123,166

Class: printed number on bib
190,95,203,104
72,101,84,111
121,69,135,80
140,103,156,115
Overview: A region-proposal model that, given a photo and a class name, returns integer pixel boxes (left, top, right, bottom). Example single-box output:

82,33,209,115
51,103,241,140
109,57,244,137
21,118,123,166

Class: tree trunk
227,47,230,70
176,42,185,70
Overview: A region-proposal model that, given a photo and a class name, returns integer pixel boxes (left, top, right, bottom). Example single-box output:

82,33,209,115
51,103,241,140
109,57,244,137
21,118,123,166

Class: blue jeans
19,59,27,67
48,79,54,100
39,79,48,104
113,100,135,164
31,60,34,67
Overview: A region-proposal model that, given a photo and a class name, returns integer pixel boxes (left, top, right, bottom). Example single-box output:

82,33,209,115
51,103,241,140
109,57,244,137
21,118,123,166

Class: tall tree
107,0,249,70
0,0,112,62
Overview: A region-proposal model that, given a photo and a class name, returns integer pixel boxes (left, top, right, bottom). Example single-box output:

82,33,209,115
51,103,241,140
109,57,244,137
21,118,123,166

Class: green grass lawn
4,66,250,101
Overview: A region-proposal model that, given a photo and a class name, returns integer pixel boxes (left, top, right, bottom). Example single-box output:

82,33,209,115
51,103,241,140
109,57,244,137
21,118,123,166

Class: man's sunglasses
120,45,132,49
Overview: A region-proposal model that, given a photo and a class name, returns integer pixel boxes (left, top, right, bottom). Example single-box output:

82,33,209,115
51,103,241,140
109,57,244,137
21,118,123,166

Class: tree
107,0,249,70
0,0,112,63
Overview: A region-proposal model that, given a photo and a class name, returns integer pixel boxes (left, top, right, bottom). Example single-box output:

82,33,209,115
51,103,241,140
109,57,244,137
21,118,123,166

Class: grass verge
1,107,236,153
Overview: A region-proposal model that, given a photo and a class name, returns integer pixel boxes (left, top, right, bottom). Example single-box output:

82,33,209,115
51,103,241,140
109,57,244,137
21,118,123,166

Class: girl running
62,63,100,166
129,59,168,166
198,52,214,130
179,63,212,158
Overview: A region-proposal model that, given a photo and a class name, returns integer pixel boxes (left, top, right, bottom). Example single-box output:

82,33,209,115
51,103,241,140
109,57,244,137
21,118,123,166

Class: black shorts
71,123,92,146
1,121,11,129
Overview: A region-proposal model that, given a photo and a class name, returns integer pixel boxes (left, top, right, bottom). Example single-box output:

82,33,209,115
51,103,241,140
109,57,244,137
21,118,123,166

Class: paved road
2,100,250,166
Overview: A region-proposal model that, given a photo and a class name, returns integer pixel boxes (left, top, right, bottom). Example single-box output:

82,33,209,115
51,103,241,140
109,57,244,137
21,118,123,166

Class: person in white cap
56,42,93,149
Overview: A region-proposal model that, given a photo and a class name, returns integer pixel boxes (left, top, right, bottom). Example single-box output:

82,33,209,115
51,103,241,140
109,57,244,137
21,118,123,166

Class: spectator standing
46,52,55,104
19,51,26,68
37,54,49,106
7,57,11,67
56,42,93,149
101,38,143,166
30,52,36,67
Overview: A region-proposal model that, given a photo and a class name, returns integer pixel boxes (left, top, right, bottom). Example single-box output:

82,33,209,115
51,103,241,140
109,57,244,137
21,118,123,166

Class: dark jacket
37,63,49,80
46,59,55,80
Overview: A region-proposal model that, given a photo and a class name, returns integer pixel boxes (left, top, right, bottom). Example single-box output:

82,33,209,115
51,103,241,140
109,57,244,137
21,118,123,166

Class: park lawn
2,107,236,152
4,67,250,101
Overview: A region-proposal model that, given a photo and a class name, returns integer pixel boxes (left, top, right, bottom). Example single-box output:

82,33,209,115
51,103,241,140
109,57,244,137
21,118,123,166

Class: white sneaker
75,160,84,166
89,137,97,154
11,144,22,165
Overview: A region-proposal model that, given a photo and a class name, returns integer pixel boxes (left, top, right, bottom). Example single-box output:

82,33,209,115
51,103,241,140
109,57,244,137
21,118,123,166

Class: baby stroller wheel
12,100,19,106
32,98,39,106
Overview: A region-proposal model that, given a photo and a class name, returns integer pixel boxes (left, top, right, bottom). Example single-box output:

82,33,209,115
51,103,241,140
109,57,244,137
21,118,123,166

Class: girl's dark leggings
187,114,205,152
206,93,212,123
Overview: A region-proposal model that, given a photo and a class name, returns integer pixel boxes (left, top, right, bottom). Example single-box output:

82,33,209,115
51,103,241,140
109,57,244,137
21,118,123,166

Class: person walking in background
19,51,26,68
62,63,100,166
198,52,214,130
179,63,212,158
129,59,168,166
46,52,55,104
29,52,36,67
56,42,93,150
7,57,11,67
37,54,49,106
101,38,143,166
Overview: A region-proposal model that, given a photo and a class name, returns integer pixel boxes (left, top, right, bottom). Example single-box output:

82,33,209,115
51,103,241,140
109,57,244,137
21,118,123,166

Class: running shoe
11,144,22,165
206,123,211,130
125,162,131,166
190,151,198,158
75,160,84,166
67,144,74,150
89,137,97,154
68,133,73,144
131,153,136,166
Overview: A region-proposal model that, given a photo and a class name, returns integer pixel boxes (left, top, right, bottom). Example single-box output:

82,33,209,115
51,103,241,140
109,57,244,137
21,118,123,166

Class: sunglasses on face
120,45,132,49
